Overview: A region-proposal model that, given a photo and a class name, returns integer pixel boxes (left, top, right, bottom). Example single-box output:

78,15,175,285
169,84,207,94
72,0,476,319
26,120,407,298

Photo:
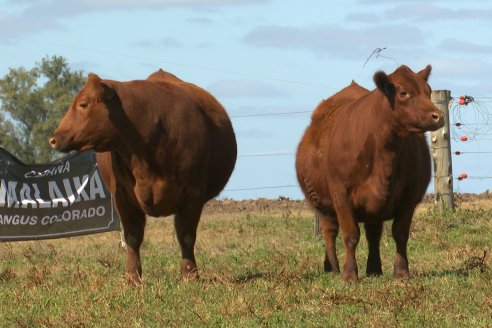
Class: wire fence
226,95,492,194
1,38,491,196
450,96,492,191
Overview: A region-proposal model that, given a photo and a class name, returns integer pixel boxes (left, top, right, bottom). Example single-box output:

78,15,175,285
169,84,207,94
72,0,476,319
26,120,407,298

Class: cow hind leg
319,212,340,273
174,200,204,280
365,222,383,276
333,196,360,282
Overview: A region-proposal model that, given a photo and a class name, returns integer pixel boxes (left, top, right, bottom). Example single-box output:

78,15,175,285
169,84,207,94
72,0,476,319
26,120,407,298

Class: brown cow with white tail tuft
296,65,444,282
50,69,237,283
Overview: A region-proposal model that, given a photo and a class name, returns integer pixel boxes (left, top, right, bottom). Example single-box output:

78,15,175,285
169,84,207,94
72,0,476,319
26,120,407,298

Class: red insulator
460,135,468,141
459,172,468,180
458,95,474,105
455,123,462,127
455,151,461,155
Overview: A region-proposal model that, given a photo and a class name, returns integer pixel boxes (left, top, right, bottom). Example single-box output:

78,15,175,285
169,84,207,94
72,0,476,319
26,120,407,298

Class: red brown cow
296,65,444,282
50,69,237,283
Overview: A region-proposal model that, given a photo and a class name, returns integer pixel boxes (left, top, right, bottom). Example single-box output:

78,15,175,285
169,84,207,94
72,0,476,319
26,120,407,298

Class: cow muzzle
49,136,60,150
428,110,445,131
49,135,71,152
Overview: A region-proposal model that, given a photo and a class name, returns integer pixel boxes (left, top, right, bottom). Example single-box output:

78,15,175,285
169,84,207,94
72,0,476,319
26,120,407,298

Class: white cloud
348,3,492,23
356,0,414,2
345,12,380,23
428,56,492,96
5,0,269,9
433,57,492,80
84,0,266,6
242,24,425,59
207,78,285,99
132,38,183,49
187,17,214,25
439,38,492,55
236,128,275,139
355,0,481,4
383,4,492,22
0,0,270,37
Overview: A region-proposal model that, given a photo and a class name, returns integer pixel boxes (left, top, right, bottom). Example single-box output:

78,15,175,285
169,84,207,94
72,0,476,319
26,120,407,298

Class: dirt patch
204,192,492,215
203,197,307,214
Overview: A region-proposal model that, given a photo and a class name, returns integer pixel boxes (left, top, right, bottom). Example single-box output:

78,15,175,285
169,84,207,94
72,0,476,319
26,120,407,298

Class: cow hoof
393,271,410,280
180,259,199,281
343,272,359,283
324,260,341,274
393,263,410,279
366,269,383,277
125,272,143,286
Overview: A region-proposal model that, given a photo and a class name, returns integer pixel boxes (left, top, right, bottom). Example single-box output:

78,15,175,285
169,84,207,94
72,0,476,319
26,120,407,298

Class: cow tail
303,177,321,208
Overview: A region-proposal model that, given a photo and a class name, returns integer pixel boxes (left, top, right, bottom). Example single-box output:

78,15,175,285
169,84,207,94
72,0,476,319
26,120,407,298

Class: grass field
1,199,491,327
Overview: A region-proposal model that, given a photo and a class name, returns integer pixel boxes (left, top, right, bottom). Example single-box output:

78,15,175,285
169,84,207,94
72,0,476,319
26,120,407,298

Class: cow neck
369,91,407,153
104,82,156,179
357,92,407,182
109,83,151,161
342,92,409,210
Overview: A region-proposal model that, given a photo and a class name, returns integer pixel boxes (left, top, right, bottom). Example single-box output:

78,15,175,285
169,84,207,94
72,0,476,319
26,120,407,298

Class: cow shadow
199,270,325,285
234,269,336,285
229,265,487,284
416,267,487,279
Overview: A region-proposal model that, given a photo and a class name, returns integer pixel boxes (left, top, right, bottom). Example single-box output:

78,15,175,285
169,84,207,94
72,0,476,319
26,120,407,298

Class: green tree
0,55,86,163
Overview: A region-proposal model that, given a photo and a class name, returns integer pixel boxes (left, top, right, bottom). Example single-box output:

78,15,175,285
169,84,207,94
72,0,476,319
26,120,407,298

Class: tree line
0,56,86,163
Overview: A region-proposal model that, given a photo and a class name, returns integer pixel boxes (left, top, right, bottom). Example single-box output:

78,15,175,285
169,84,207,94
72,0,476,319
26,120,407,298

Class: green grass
0,202,491,327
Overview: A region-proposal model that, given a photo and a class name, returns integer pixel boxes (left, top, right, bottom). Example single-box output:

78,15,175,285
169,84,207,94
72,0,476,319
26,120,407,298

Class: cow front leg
319,211,340,273
333,195,360,282
365,222,383,276
123,221,145,284
392,209,414,279
116,195,146,284
174,202,203,280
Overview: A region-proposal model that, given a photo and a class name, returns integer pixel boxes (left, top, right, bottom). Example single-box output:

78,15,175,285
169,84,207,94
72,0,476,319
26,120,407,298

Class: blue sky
1,0,492,199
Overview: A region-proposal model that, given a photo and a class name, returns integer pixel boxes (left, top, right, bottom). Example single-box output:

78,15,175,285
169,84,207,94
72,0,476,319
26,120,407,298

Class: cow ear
418,65,432,81
373,70,395,97
88,73,115,101
100,81,116,101
88,73,102,82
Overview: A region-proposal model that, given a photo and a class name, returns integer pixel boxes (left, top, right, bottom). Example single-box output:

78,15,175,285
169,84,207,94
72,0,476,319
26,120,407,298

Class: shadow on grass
417,266,488,279
233,269,327,285
416,268,466,278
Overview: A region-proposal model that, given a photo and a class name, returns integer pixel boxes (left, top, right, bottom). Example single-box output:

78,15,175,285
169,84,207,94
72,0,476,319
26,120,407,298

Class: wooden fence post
430,90,454,211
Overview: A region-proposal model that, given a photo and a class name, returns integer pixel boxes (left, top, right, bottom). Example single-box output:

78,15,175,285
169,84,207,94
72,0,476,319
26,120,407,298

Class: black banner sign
0,147,120,241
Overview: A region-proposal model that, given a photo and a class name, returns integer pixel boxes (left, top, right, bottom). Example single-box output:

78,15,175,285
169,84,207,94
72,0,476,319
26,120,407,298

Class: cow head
373,65,444,134
50,73,121,152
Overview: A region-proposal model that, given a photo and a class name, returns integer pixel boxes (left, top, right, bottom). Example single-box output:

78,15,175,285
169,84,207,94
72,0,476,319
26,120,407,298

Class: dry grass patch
0,198,491,327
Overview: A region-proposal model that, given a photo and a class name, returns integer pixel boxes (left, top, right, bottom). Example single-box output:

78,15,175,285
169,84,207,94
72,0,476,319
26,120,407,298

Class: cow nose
49,137,57,148
431,111,444,127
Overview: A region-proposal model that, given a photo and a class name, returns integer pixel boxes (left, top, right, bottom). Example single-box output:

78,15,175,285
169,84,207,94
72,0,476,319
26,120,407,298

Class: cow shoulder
146,69,184,83
311,81,369,123
144,69,229,128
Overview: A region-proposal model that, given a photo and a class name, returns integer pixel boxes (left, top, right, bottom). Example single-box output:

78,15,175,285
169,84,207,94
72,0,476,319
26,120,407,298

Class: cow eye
399,91,409,98
78,103,88,110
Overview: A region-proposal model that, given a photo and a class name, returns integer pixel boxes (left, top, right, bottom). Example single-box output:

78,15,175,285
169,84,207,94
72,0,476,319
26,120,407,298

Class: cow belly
134,179,182,217
352,183,396,218
353,175,416,222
